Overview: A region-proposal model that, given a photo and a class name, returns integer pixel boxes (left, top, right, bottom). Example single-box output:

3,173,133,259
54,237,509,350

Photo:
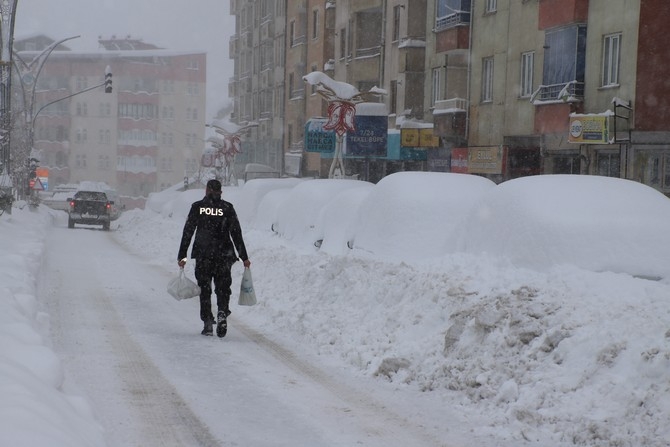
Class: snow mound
462,174,670,278
353,172,497,260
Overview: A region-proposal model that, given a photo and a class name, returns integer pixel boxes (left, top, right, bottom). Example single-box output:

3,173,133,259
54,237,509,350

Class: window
432,68,442,106
75,154,87,168
76,76,88,90
390,80,398,115
485,0,497,13
339,28,346,59
288,73,294,98
76,102,88,116
312,9,319,40
540,25,586,100
602,33,621,87
290,20,295,47
392,6,401,42
597,152,620,177
482,57,494,102
521,51,534,97
99,103,111,116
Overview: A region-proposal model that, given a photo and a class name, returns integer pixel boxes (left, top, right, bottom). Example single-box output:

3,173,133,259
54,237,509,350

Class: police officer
177,179,251,337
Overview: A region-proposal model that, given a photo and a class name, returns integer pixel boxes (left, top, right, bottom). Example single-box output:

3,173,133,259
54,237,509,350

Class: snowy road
37,220,451,447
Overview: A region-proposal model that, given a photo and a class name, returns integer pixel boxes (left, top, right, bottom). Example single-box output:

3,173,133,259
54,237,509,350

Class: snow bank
462,174,670,278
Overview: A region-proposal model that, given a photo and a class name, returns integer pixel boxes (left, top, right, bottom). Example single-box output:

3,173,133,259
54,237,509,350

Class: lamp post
0,0,17,214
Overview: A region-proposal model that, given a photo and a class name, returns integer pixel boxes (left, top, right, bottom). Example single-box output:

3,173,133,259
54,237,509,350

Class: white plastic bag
238,267,257,306
167,269,201,301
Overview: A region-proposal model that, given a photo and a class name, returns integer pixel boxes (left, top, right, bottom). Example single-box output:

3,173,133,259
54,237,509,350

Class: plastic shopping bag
238,267,257,306
167,268,201,301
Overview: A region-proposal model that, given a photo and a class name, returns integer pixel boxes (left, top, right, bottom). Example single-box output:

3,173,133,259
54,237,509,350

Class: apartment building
13,36,206,209
228,0,286,176
465,0,664,190
228,0,670,195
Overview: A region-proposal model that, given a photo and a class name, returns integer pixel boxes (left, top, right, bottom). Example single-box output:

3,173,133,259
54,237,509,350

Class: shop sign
401,128,419,147
305,118,336,153
400,128,439,148
451,148,468,174
346,112,387,157
419,128,439,147
568,115,610,144
468,146,503,174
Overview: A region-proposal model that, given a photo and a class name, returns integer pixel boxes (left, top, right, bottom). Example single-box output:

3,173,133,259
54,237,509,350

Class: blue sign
305,118,335,153
346,114,388,157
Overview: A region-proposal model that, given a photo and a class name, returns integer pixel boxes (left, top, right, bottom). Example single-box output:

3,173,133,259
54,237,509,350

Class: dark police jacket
177,195,249,263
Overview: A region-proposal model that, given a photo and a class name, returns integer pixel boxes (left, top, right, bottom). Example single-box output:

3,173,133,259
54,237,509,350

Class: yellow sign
400,128,419,147
468,146,503,174
419,128,439,147
568,115,610,144
401,128,439,147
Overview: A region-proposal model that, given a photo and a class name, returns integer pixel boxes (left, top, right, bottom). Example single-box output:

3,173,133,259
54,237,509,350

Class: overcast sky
14,0,236,120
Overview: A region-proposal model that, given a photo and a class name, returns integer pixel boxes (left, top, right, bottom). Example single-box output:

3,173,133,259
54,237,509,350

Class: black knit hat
206,179,222,192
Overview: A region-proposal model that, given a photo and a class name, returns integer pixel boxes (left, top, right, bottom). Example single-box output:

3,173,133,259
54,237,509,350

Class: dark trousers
194,258,233,323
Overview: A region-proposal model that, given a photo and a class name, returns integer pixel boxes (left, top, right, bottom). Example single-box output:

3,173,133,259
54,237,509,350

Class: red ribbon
323,101,357,136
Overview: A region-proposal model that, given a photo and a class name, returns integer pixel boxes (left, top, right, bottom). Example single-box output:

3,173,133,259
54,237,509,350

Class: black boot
216,310,230,338
201,320,213,336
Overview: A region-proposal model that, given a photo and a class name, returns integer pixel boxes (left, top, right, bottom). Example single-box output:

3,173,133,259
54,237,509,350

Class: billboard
346,103,387,157
568,115,610,144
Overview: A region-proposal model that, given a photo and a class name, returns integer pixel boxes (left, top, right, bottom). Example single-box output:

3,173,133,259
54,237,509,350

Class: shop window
597,152,620,177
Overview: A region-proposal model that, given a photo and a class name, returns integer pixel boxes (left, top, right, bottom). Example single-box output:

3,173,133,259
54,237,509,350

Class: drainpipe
464,0,474,140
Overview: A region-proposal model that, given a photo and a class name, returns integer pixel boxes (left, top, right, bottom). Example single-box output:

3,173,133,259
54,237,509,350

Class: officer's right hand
178,258,186,268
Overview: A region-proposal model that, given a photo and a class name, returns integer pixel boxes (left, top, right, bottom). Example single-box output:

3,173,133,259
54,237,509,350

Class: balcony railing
531,81,584,104
435,11,471,31
433,97,468,113
355,46,381,59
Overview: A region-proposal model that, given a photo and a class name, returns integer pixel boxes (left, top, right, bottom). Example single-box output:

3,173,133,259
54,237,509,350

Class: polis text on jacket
200,207,224,216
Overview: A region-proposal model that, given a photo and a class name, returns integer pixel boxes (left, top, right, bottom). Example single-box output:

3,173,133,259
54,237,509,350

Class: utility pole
0,0,18,214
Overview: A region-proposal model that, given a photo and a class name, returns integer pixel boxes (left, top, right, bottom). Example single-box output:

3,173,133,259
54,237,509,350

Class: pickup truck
67,190,115,230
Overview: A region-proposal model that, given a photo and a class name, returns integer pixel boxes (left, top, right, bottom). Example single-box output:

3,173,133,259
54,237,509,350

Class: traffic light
104,65,112,93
